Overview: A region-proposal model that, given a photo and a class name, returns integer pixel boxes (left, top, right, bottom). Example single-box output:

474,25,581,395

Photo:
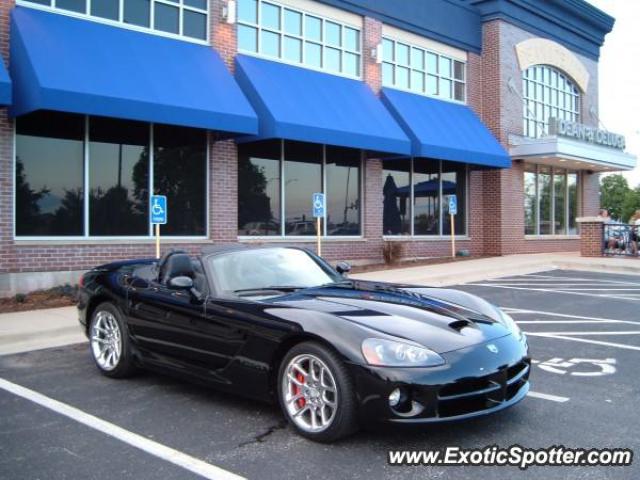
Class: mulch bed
0,286,78,314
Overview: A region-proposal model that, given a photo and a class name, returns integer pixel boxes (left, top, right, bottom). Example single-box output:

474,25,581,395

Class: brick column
210,0,237,71
577,217,604,257
208,0,239,244
362,17,382,94
361,17,384,256
0,0,15,277
209,136,238,243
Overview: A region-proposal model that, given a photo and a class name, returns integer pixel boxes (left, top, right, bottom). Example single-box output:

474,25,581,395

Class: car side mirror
336,261,351,276
168,276,194,289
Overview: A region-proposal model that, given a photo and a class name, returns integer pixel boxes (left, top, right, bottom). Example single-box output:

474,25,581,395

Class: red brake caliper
292,372,306,408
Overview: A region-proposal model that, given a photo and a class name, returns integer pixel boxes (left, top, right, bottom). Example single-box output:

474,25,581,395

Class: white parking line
473,284,640,301
502,307,634,323
524,331,640,336
525,333,640,352
0,378,245,480
487,284,640,287
546,288,640,291
515,274,640,285
518,320,639,325
526,391,570,403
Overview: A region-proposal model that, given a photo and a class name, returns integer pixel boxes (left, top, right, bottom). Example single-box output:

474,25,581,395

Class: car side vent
449,319,472,331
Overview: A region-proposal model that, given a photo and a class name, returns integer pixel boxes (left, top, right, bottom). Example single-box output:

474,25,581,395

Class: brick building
0,0,636,295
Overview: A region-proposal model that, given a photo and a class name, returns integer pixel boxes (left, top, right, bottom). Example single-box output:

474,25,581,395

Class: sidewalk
0,306,85,356
351,252,640,286
1,252,639,356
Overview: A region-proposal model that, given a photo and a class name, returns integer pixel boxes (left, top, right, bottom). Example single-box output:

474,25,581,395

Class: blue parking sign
312,193,326,218
448,195,457,216
151,195,167,225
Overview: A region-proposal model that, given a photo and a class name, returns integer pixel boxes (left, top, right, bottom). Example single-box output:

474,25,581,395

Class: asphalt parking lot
1,269,638,479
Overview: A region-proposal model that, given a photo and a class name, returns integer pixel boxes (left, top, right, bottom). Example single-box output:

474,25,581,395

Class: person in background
599,209,616,253
600,209,627,254
629,210,640,256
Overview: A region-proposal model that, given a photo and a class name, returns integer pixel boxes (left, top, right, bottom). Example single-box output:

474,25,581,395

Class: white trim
83,115,90,236
383,235,471,241
510,135,636,171
15,237,210,245
239,236,365,242
148,123,155,237
524,235,580,240
16,0,210,45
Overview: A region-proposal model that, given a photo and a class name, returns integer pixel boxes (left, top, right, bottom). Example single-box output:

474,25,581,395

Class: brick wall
578,220,604,257
0,3,606,283
477,19,601,256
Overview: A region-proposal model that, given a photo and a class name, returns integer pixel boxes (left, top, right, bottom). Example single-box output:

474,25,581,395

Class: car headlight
361,338,445,367
498,309,522,338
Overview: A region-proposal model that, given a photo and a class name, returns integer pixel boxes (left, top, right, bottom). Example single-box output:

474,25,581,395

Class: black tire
88,302,137,378
278,341,359,443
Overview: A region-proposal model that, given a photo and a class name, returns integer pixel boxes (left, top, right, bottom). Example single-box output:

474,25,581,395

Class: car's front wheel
278,342,358,442
89,302,136,378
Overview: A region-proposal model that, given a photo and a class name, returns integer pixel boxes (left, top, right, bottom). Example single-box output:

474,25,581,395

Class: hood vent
449,319,473,331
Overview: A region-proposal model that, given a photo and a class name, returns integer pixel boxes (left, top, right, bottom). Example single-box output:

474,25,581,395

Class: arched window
522,65,580,138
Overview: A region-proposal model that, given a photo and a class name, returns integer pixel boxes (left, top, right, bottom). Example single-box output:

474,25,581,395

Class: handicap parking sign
151,195,167,225
448,195,457,216
312,193,326,218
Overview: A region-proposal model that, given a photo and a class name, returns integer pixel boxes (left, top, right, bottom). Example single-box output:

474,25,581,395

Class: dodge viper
78,245,530,442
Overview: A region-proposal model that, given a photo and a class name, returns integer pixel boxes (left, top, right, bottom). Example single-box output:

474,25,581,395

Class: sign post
312,193,326,257
448,195,457,258
150,195,167,259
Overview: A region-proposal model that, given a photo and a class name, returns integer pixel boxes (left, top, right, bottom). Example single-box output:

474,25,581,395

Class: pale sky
585,0,640,187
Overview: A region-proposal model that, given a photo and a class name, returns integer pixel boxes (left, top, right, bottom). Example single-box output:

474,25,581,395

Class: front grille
433,359,530,419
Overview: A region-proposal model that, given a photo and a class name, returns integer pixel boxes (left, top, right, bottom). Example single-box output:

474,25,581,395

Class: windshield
208,248,340,295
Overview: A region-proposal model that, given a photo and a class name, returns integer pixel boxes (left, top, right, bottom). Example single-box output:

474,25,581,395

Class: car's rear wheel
89,302,136,378
278,342,358,442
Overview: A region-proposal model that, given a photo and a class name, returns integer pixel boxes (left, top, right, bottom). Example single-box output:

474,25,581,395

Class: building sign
549,118,626,150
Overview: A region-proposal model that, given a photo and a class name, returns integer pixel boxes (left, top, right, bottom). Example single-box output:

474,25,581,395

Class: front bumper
349,334,530,424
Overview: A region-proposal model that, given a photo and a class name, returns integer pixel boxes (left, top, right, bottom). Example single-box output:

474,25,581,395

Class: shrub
383,242,404,265
14,293,26,304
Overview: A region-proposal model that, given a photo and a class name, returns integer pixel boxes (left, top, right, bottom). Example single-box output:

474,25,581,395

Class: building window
15,111,207,238
382,159,467,236
523,164,579,236
153,124,207,236
15,111,85,236
523,65,580,138
381,37,465,102
237,0,362,77
20,0,209,41
238,140,362,237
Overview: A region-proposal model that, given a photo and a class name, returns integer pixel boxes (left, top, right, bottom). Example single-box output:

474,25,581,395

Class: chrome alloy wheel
282,354,338,433
90,311,122,371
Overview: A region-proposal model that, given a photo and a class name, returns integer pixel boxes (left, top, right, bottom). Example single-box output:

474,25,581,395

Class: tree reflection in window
15,111,84,236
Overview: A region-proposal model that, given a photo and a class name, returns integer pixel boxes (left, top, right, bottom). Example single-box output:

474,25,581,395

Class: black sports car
78,246,530,442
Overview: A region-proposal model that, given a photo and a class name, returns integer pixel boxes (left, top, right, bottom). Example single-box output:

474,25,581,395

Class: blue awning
0,58,11,105
9,7,258,134
235,55,411,155
381,88,511,168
